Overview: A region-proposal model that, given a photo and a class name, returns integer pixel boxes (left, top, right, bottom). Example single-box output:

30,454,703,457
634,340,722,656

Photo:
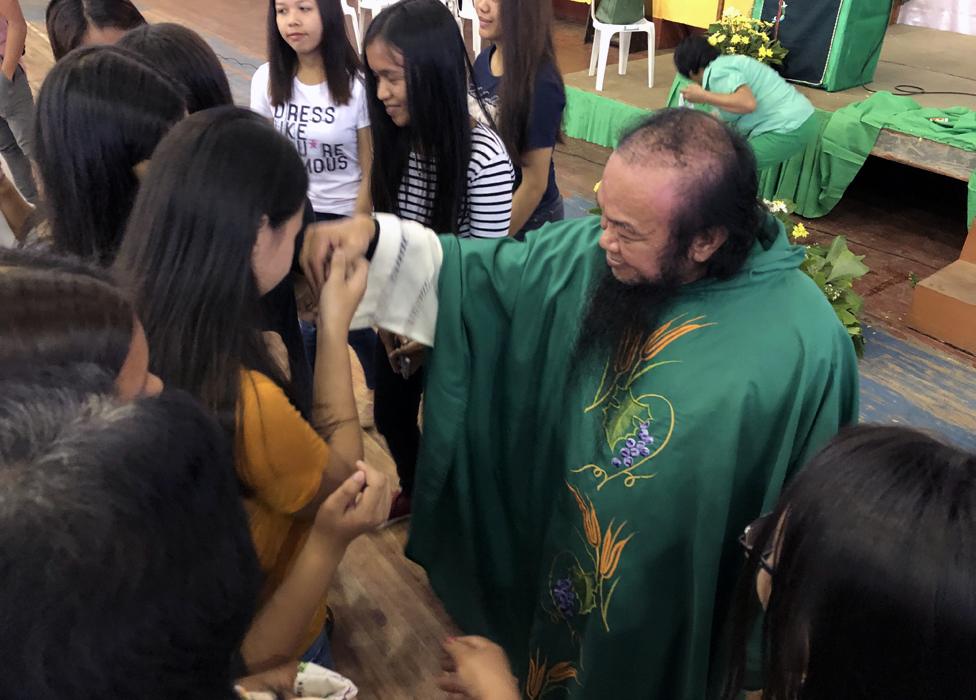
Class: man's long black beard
571,267,683,382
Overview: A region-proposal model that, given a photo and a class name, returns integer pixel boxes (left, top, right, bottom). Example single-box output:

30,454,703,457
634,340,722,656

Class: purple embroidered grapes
611,422,654,469
552,577,578,618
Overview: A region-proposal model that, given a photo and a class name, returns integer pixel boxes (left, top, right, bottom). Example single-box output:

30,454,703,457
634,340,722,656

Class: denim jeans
0,65,37,202
515,195,565,241
301,625,335,669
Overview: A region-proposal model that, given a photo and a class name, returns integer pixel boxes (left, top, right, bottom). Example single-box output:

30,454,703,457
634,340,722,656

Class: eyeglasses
738,513,777,576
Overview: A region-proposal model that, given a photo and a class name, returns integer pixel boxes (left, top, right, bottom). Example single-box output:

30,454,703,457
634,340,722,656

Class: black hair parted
45,0,147,60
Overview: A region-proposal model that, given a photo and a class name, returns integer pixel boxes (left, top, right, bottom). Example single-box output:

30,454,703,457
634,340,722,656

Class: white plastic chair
341,0,363,52
587,0,655,92
456,0,481,56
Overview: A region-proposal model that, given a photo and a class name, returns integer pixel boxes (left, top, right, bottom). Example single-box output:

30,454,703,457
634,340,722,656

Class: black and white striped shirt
397,122,514,238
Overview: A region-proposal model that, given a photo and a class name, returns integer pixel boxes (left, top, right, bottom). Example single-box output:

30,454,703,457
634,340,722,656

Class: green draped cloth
566,78,976,228
407,216,859,699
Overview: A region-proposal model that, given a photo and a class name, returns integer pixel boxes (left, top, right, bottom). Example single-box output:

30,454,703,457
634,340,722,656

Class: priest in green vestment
301,109,859,699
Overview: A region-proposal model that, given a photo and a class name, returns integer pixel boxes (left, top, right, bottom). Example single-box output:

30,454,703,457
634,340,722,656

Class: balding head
612,108,761,280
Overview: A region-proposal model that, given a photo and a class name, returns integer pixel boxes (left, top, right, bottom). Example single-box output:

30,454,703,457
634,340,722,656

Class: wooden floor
9,2,976,696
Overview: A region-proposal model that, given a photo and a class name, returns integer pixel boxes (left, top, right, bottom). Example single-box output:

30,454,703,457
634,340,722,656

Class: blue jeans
516,195,565,240
300,322,377,391
301,626,334,669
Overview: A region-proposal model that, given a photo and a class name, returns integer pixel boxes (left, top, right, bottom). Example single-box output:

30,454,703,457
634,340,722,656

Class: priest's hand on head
301,214,375,294
437,636,520,700
317,248,367,336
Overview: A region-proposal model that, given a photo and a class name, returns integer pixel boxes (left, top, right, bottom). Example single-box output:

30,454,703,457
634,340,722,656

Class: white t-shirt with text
250,63,369,216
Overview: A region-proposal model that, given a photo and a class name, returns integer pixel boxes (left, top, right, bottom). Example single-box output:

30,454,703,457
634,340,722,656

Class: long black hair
266,0,359,107
722,425,976,700
118,23,233,112
364,0,482,235
494,0,563,160
34,45,186,265
0,247,133,382
45,0,147,60
114,107,308,442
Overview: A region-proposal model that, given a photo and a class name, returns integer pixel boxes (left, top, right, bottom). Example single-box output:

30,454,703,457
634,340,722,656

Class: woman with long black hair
723,425,976,700
363,0,514,521
115,107,379,670
472,0,565,237
33,45,185,263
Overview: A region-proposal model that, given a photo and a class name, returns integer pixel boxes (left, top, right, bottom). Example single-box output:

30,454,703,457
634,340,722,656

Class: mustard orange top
237,370,328,656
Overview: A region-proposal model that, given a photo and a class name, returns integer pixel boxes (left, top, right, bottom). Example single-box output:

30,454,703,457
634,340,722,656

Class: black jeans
372,340,423,495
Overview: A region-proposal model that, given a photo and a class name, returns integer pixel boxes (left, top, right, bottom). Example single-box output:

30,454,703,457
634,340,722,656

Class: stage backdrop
755,0,894,91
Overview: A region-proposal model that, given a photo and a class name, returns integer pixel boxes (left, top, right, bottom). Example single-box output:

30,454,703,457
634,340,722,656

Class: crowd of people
0,0,974,698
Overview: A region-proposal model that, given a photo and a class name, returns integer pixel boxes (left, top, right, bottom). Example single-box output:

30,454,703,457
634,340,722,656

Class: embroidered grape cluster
552,577,578,618
611,422,654,470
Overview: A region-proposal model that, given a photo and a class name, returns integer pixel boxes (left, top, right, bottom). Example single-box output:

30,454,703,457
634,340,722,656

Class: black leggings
372,341,423,495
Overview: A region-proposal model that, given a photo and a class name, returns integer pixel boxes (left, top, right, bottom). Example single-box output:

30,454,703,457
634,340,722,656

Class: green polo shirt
704,54,814,138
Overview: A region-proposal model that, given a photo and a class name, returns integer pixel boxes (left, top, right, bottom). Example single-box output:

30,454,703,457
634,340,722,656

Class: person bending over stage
675,35,818,171
301,108,859,699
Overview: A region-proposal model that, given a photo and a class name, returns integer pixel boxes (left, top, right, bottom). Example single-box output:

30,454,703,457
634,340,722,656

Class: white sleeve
354,77,370,129
249,63,273,118
350,214,443,347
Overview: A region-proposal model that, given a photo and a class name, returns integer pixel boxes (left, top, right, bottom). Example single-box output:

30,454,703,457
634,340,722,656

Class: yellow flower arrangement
706,10,788,65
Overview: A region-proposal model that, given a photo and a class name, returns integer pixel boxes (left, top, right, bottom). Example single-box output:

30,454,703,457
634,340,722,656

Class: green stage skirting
563,82,976,230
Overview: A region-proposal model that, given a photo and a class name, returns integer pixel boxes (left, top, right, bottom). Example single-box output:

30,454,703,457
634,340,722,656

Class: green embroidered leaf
572,569,597,615
604,393,652,452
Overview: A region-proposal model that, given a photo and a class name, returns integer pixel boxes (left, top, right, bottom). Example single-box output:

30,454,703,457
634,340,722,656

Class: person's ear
689,227,729,265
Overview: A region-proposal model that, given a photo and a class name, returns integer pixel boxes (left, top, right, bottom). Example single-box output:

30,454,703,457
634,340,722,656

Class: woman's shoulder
251,62,272,83
471,121,508,160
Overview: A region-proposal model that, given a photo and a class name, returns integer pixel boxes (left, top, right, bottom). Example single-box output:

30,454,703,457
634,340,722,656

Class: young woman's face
115,319,164,402
275,0,324,56
366,39,410,127
251,207,305,296
475,0,502,42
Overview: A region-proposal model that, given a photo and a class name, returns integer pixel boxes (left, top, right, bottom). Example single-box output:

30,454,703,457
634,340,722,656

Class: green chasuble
407,215,859,699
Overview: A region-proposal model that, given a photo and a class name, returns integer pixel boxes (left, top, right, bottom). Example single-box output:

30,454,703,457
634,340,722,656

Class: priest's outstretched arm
301,213,445,347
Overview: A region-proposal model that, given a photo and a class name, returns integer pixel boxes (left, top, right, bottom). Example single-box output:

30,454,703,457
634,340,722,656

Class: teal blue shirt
704,54,814,137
